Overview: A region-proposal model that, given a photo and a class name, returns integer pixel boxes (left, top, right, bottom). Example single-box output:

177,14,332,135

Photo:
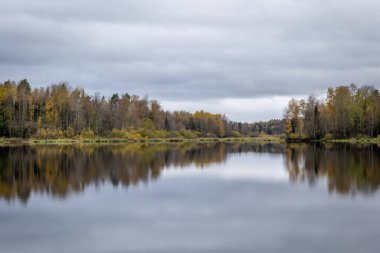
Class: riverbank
326,137,380,144
284,137,380,145
0,136,284,145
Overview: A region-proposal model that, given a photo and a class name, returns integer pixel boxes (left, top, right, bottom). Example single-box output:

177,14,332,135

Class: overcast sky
0,0,379,122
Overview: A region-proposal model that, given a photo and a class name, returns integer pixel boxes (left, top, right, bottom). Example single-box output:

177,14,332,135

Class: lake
1,142,380,253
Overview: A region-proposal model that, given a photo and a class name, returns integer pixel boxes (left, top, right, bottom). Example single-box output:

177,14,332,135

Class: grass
0,136,284,145
4,135,378,145
326,137,380,144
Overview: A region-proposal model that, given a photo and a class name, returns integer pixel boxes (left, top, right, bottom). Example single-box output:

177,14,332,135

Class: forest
0,79,283,139
284,84,380,140
2,79,378,141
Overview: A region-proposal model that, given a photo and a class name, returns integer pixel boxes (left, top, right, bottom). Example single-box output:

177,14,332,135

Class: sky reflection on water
1,143,380,253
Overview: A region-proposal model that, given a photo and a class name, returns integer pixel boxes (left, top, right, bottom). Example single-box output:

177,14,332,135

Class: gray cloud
0,0,379,120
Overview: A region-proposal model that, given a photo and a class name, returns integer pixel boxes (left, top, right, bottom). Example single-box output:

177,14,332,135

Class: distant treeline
284,84,380,140
0,79,284,138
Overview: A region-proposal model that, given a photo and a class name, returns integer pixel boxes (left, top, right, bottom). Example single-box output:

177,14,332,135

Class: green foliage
287,133,299,140
142,118,155,130
179,129,198,139
259,131,268,137
168,131,183,139
231,130,242,138
299,133,310,141
287,133,310,142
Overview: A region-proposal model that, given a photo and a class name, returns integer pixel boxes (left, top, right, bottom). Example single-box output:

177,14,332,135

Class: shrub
64,127,75,138
153,130,169,139
33,128,64,139
205,133,217,138
179,129,197,139
259,131,268,137
80,128,95,139
323,133,334,141
231,130,242,138
111,129,143,140
111,129,125,138
139,128,154,138
168,131,183,139
288,133,299,140
299,133,310,141
127,132,143,140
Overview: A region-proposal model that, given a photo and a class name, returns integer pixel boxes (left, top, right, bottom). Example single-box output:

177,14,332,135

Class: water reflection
0,142,379,202
285,143,380,195
0,143,282,202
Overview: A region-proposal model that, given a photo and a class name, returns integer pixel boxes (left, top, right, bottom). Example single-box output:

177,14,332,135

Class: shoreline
0,136,284,145
1,136,378,145
326,138,380,144
287,138,380,144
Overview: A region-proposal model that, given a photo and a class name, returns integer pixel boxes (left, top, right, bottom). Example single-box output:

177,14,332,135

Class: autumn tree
285,84,380,139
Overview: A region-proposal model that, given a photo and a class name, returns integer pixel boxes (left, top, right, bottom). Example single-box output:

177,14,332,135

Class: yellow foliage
33,128,65,139
80,128,95,139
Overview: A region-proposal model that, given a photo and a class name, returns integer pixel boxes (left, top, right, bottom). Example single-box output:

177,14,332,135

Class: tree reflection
1,142,379,202
285,143,380,195
0,143,283,202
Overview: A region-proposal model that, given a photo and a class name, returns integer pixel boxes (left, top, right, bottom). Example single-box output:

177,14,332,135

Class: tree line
0,79,283,139
284,84,380,140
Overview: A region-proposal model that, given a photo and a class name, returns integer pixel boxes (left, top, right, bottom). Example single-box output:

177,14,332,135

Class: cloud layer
0,0,379,120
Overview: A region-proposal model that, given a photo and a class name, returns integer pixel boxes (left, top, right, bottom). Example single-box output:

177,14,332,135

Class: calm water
1,142,380,253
